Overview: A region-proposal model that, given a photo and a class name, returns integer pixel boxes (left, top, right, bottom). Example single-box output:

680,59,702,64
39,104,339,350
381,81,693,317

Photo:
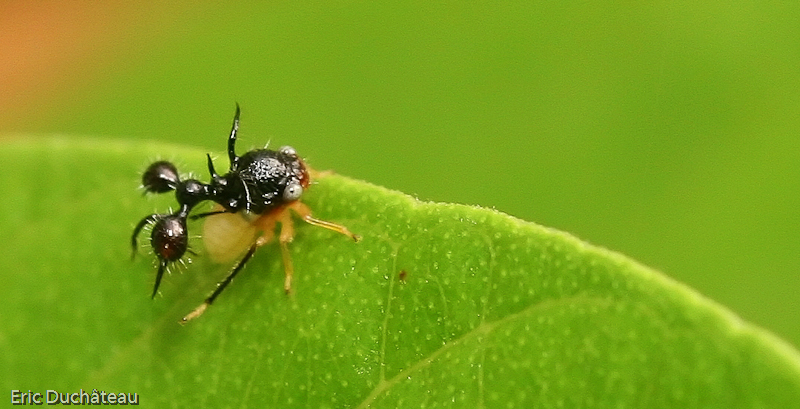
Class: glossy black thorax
214,148,309,214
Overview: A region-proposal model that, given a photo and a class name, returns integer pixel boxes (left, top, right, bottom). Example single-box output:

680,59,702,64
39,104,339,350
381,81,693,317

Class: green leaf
2,137,800,407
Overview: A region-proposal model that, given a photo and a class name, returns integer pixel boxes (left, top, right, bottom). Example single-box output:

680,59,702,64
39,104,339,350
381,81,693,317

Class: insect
131,105,359,323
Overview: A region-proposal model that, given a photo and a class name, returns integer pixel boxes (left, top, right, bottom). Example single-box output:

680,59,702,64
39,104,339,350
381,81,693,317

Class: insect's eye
150,215,188,262
283,183,303,201
142,161,180,193
279,146,298,159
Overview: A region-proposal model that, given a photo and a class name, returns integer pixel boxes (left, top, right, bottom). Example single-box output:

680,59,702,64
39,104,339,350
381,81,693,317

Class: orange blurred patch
0,1,127,130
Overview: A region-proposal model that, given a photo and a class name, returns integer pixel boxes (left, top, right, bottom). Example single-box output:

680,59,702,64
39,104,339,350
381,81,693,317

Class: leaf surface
1,137,799,408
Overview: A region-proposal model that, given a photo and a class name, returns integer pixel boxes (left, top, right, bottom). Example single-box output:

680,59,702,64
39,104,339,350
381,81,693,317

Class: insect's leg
277,209,297,293
206,154,220,179
130,213,161,259
287,201,361,242
152,259,168,299
280,241,294,293
250,208,298,293
227,103,241,169
306,166,334,179
181,240,258,324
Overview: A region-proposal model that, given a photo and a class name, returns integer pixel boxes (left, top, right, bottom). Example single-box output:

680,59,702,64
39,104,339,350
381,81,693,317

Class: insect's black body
131,105,315,305
219,148,309,214
132,105,358,322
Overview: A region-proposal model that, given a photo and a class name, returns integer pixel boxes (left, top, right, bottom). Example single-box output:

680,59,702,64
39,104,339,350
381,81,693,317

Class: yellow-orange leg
276,206,296,293
275,201,360,293
306,167,334,179
287,201,361,242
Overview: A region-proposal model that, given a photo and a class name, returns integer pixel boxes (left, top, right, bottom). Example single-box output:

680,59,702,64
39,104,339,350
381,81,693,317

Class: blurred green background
1,0,798,350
